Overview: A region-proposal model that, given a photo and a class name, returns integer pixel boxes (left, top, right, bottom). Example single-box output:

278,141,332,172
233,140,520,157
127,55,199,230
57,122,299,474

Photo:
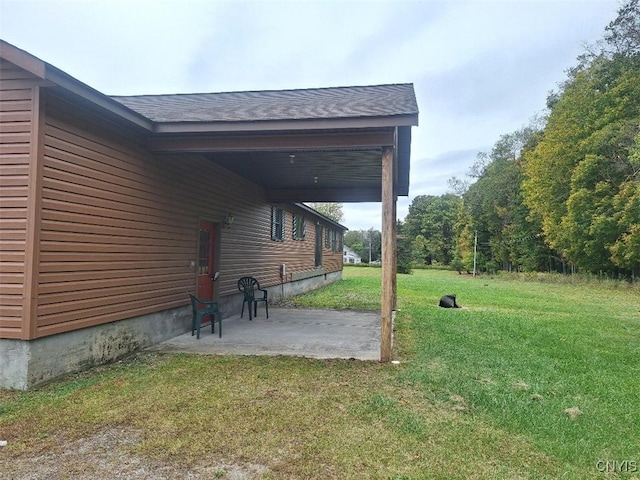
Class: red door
197,221,216,304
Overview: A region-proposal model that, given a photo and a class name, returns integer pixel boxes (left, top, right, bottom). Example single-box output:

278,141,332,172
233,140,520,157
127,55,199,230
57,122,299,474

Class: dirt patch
0,428,268,479
563,406,583,421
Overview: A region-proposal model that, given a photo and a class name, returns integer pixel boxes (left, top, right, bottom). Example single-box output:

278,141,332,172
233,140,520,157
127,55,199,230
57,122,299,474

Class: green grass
277,267,382,310
393,270,640,478
1,268,638,479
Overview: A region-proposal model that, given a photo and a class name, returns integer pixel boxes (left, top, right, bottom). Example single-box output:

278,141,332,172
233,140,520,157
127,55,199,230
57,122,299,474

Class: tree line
401,1,639,279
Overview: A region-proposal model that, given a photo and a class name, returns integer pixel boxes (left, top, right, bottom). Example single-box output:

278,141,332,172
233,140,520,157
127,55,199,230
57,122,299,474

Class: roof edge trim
292,203,348,231
45,66,154,131
0,40,46,78
0,40,154,132
153,114,418,134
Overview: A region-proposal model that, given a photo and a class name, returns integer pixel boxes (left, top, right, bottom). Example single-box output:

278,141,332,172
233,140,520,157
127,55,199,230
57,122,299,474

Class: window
315,223,322,267
198,228,210,275
324,227,331,248
292,214,306,240
271,207,285,241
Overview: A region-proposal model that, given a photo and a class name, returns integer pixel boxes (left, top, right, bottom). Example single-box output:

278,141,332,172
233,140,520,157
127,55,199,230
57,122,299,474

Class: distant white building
343,246,362,264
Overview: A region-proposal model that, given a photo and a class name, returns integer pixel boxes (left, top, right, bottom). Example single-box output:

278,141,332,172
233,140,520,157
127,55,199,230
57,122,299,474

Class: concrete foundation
0,271,342,390
0,306,191,390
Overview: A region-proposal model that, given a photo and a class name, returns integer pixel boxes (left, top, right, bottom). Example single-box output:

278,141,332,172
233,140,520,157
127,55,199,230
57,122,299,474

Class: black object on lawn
439,294,460,308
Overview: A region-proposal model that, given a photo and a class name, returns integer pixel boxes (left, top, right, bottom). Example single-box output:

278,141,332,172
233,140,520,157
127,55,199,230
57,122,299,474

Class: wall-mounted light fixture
289,154,296,164
224,213,234,228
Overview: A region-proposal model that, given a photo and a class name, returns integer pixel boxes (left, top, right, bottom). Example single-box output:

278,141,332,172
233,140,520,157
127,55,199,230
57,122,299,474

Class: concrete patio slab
149,307,381,361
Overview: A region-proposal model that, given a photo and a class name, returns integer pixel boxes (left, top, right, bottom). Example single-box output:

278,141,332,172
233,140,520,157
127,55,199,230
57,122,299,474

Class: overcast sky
0,0,621,230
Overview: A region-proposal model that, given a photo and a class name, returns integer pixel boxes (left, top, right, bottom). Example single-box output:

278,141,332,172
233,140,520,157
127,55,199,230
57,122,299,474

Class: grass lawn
1,268,638,479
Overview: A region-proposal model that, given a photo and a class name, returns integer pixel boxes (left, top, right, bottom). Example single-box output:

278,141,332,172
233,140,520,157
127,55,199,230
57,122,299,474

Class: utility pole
473,230,478,277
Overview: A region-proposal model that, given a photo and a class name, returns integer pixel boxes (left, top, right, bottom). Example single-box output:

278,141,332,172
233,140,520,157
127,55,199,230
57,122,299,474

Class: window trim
271,206,285,241
292,213,306,241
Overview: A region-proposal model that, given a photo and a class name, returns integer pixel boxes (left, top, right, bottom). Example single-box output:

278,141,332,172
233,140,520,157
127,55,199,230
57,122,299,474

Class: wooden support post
392,180,397,311
380,146,395,362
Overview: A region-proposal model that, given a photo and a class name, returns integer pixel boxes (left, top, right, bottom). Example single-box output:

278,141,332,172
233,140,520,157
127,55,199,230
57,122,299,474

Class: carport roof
0,39,418,203
111,85,418,202
111,84,419,124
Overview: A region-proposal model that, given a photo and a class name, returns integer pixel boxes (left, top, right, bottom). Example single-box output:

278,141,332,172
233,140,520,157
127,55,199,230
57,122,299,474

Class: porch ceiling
147,125,413,203
207,148,385,202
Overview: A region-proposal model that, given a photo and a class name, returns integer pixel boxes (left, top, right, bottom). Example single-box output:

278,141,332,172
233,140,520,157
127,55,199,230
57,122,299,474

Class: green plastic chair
189,294,222,339
237,277,269,320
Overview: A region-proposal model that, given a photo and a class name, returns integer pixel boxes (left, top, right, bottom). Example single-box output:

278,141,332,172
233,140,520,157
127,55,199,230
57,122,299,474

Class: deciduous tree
306,202,344,224
404,194,460,265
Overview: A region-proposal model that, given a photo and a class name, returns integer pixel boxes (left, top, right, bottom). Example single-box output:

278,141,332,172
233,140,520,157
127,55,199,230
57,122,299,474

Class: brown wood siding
38,94,195,336
20,90,345,338
0,60,39,339
218,205,344,293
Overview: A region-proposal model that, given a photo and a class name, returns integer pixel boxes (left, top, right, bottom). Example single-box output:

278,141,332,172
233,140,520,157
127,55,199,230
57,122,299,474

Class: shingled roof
111,84,418,123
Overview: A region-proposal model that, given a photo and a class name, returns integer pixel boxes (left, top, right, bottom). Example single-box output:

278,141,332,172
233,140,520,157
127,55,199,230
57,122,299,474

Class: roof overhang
1,39,417,204
147,125,413,202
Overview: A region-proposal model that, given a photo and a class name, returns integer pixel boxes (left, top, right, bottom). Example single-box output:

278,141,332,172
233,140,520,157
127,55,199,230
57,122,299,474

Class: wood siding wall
221,204,343,290
13,90,344,339
0,60,42,339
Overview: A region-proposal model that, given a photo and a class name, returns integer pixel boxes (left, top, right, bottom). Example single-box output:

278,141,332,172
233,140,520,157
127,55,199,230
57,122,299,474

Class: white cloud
0,0,622,231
